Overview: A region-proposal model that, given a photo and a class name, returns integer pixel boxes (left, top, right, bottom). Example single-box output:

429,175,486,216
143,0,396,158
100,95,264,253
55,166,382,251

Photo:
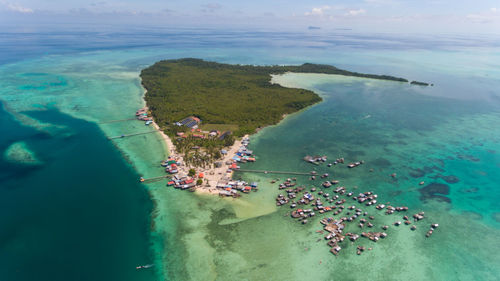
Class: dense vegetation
141,58,411,137
410,81,432,86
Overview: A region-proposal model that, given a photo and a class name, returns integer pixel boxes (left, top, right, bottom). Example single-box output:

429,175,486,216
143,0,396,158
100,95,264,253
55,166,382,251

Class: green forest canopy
141,58,411,136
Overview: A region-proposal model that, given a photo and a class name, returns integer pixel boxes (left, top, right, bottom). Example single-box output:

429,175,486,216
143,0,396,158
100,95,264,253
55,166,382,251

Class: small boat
136,264,154,269
347,162,362,168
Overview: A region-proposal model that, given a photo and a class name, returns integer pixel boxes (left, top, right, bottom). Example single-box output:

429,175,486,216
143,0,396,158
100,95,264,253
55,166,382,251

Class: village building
176,116,201,129
219,131,231,140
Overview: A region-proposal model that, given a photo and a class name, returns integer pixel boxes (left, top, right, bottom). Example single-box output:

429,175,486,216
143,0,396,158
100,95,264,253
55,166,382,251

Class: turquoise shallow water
0,31,499,280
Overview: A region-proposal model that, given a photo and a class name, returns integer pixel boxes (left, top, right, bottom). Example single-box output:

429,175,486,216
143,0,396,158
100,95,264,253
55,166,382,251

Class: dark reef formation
419,183,451,203
429,174,460,184
409,165,445,178
457,154,480,162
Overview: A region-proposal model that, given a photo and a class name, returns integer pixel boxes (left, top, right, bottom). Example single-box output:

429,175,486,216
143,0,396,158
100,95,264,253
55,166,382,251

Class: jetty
140,175,171,183
237,169,311,176
99,118,138,124
108,131,157,140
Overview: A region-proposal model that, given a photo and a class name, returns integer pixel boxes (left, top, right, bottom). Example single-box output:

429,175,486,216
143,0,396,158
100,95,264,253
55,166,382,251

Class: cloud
363,0,395,5
345,9,366,16
466,8,499,23
305,6,331,16
202,3,222,13
2,2,33,13
305,5,366,19
90,2,107,7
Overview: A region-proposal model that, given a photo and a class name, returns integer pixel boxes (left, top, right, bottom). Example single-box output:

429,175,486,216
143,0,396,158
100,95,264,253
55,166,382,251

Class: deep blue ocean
0,104,157,281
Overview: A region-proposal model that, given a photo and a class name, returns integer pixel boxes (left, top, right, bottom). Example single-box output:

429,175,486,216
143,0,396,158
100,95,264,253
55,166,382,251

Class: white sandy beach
152,120,248,195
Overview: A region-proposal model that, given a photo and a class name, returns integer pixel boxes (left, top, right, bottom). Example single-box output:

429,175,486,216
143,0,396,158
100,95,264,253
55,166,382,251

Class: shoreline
143,76,251,196
142,73,324,196
151,117,249,195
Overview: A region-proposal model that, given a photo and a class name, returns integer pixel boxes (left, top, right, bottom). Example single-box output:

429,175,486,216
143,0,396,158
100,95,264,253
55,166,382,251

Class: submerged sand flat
4,141,42,165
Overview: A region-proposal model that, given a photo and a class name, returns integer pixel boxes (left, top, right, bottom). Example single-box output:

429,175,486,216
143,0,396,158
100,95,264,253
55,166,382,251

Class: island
139,58,421,195
410,80,433,86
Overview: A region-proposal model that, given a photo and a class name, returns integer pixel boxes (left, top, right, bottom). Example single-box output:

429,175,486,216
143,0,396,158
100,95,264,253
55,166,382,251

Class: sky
0,0,499,34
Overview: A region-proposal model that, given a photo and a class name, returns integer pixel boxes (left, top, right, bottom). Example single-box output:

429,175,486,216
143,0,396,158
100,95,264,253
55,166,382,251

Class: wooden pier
99,118,138,124
237,169,311,176
108,131,157,140
140,175,171,183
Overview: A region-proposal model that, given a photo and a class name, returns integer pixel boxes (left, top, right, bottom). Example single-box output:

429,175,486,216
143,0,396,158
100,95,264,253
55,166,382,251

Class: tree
188,168,196,177
196,179,203,185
